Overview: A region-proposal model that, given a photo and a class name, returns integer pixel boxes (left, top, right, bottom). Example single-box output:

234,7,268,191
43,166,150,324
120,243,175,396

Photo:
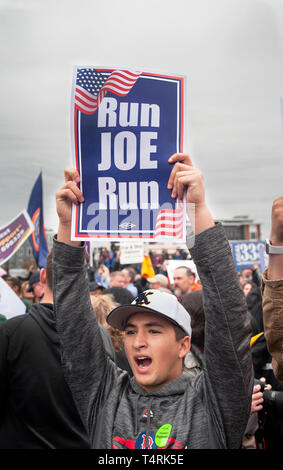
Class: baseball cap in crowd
27,271,41,292
147,274,169,287
107,289,191,337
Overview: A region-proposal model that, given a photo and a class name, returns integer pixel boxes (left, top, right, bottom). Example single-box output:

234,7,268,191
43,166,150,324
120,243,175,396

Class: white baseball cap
107,289,191,337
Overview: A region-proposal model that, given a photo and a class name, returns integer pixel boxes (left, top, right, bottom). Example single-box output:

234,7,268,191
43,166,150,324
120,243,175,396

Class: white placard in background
166,259,199,284
0,277,26,319
120,242,145,265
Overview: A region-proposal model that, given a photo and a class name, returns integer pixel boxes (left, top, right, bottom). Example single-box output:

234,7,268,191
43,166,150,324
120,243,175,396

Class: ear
178,336,191,359
40,268,46,286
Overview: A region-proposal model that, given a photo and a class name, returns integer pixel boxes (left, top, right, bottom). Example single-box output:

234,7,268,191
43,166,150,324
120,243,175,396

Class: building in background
2,216,262,276
216,216,261,241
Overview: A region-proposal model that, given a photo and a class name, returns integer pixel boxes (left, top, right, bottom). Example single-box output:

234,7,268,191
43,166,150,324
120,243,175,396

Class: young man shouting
53,153,253,449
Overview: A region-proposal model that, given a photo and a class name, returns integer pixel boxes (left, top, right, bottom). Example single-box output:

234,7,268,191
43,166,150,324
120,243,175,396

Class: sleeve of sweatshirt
188,223,254,449
52,237,121,432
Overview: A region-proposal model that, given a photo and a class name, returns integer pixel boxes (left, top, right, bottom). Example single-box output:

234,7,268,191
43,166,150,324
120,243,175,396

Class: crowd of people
0,153,282,450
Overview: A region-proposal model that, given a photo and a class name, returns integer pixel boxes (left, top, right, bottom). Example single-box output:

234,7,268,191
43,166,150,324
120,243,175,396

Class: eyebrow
125,322,166,329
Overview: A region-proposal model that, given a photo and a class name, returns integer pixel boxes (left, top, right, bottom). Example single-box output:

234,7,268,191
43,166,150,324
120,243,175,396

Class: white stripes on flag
74,69,141,115
154,201,184,239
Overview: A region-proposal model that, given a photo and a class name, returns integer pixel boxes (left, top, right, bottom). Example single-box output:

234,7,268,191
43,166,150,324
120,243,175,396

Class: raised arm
53,169,119,430
168,154,253,448
262,196,283,384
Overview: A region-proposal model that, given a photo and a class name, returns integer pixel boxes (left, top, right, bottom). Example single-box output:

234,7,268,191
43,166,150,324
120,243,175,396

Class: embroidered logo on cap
134,291,154,306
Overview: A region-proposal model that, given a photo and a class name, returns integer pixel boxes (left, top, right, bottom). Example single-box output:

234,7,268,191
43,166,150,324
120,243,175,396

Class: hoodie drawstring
134,394,140,435
145,396,153,449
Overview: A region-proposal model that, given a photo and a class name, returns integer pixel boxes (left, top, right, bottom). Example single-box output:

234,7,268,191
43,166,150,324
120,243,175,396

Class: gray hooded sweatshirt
53,223,253,449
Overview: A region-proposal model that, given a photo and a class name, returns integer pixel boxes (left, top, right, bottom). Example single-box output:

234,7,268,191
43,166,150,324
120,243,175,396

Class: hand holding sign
167,153,214,235
56,168,84,245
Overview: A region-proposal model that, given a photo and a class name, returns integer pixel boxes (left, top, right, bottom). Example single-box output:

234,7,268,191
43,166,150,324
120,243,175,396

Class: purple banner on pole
0,210,34,266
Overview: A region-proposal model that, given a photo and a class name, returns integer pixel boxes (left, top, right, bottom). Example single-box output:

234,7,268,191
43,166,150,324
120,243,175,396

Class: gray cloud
0,0,282,239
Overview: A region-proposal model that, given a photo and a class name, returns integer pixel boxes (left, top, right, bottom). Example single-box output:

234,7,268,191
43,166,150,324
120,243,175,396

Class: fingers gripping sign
56,168,84,245
167,153,205,205
167,153,214,235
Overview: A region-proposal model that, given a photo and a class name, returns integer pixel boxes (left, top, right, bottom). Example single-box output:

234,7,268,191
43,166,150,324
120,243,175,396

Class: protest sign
120,242,144,265
71,66,187,242
0,210,34,266
231,241,268,272
166,259,199,284
0,277,26,319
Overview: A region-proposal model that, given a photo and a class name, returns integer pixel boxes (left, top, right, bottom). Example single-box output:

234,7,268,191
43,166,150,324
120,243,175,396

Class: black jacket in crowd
0,303,91,449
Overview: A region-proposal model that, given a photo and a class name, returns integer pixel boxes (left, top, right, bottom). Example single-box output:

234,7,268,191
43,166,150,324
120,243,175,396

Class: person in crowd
180,290,265,449
105,249,116,272
95,264,110,288
20,280,35,302
121,267,138,297
245,283,264,338
149,251,163,273
0,249,91,449
5,276,32,313
102,286,135,306
90,294,132,375
26,270,44,303
90,294,123,352
159,259,170,277
262,195,283,385
109,271,126,288
180,290,205,377
133,273,149,294
173,266,196,298
239,265,261,289
53,152,253,449
243,281,257,298
147,274,169,291
0,315,6,323
250,326,283,448
89,281,105,297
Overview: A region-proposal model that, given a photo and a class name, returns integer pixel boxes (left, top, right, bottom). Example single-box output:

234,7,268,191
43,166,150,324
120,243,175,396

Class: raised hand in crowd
167,153,214,235
55,168,83,246
262,195,283,385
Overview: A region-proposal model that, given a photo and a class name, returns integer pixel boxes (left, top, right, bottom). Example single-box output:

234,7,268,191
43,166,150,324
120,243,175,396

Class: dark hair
180,290,205,349
123,267,136,282
175,266,195,278
45,249,53,290
173,324,187,341
102,287,135,305
6,276,22,293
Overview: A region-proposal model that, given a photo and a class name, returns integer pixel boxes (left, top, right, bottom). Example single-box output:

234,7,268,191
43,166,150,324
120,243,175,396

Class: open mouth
135,356,152,369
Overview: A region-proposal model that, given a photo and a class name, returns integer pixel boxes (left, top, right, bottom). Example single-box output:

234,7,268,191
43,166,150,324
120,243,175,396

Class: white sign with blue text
71,66,187,242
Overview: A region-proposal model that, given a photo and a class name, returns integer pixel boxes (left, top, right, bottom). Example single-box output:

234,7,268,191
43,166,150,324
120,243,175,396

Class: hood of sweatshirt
129,372,190,398
29,303,59,344
126,373,194,446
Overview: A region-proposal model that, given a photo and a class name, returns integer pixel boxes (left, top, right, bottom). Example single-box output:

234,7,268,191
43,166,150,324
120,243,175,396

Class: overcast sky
0,0,283,239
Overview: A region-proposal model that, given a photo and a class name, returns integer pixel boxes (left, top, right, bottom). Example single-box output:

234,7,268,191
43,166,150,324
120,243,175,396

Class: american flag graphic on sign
153,200,185,239
74,68,141,114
